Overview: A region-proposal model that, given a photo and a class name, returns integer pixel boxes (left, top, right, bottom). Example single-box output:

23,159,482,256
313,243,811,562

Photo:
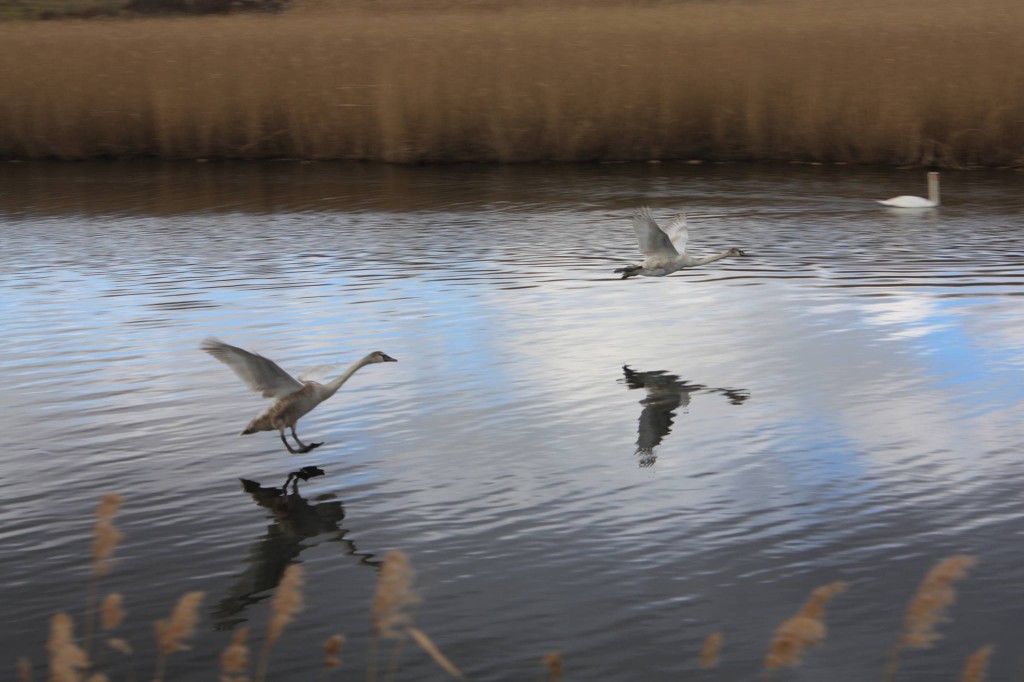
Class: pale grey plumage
632,207,679,258
201,339,303,398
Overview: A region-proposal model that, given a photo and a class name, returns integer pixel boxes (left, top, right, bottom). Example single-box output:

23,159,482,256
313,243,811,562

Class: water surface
2,161,1024,680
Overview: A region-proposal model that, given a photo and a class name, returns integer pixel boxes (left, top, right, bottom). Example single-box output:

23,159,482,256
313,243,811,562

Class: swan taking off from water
878,172,940,208
614,207,747,279
201,338,397,454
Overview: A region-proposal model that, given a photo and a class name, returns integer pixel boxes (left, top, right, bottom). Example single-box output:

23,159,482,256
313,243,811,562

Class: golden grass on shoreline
0,0,1021,166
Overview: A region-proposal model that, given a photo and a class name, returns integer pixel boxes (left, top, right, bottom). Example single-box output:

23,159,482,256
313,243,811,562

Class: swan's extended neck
693,251,733,266
322,355,374,399
927,172,941,205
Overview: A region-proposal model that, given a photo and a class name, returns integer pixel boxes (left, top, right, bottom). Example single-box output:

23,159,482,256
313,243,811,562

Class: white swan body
201,338,397,453
878,172,940,208
614,207,746,279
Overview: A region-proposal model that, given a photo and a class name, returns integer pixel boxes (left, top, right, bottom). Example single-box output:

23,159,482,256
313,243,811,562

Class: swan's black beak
381,353,398,362
737,249,749,257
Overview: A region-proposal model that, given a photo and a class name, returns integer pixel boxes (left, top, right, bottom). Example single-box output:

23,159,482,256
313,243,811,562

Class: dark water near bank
2,161,1024,680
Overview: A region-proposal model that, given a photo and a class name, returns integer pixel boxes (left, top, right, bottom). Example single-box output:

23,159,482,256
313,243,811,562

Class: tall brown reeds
256,563,305,682
885,555,977,681
763,581,847,676
0,0,1021,166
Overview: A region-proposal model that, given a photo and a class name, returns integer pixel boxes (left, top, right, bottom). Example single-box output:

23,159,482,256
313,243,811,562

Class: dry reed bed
0,0,1022,165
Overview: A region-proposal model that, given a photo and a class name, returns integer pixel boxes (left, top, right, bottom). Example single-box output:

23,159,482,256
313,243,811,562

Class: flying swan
614,207,747,279
201,338,397,454
878,172,940,208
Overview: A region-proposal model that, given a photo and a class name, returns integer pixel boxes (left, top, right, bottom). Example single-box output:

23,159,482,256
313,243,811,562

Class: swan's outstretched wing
298,364,341,382
636,394,681,454
663,213,689,253
632,208,678,257
201,338,304,399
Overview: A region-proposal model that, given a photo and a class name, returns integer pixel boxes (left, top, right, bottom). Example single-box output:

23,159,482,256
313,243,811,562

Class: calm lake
2,161,1023,680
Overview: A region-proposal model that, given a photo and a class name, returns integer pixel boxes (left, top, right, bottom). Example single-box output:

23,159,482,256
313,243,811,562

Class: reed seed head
266,564,304,648
220,626,250,675
100,593,125,631
371,550,421,639
764,581,847,670
16,657,32,682
543,651,563,681
323,634,345,669
959,645,994,682
91,494,124,578
699,632,724,670
47,613,89,682
900,555,976,650
155,591,206,654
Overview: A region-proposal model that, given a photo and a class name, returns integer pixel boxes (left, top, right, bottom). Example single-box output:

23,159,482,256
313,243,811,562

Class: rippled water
2,161,1024,680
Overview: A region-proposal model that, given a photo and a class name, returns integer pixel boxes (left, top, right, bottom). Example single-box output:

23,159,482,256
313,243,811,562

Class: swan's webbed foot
285,442,322,455
286,427,323,454
614,264,642,279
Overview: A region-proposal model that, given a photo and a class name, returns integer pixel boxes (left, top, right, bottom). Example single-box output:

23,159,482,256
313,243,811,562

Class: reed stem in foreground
85,494,124,657
221,626,251,682
16,657,32,682
153,591,206,682
48,613,89,682
699,632,724,671
368,550,463,680
255,563,305,682
884,555,976,682
542,651,563,681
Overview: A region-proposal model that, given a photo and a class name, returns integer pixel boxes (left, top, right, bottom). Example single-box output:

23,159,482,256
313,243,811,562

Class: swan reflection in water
211,477,379,630
621,365,750,467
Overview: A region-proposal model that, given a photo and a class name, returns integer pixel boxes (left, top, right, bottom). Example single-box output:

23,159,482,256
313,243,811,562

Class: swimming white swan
201,338,397,454
878,172,940,208
614,207,747,279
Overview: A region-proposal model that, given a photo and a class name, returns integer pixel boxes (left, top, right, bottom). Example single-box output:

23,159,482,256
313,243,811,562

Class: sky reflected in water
1,162,1023,680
